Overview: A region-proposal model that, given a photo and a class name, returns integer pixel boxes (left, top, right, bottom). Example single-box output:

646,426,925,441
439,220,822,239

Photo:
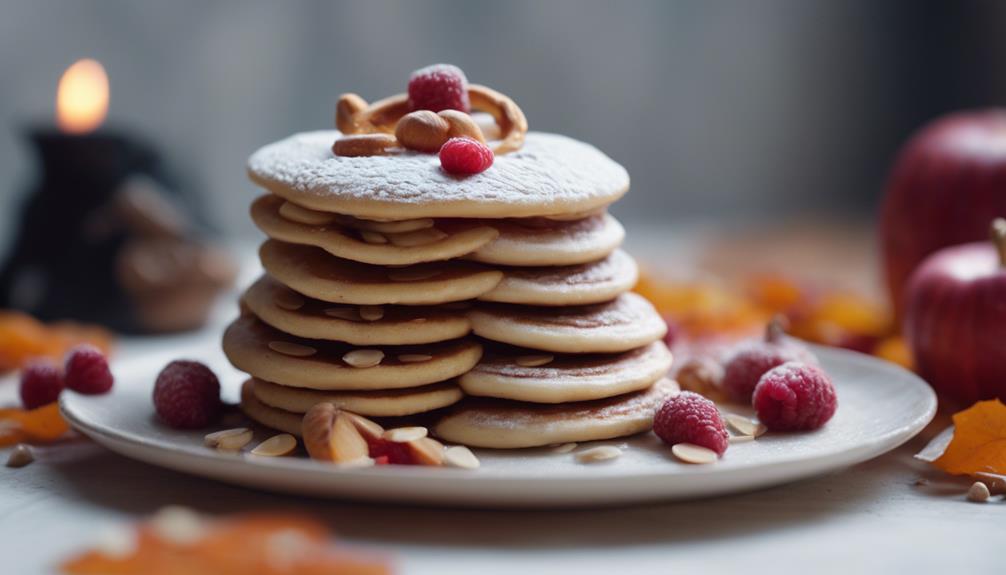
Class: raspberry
20,359,64,409
64,344,114,394
721,319,816,404
653,391,729,456
753,362,837,432
407,63,470,113
366,437,413,465
439,137,494,175
152,360,222,429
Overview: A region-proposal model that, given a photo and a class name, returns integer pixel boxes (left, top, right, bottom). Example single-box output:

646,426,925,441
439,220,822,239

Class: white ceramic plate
60,343,936,507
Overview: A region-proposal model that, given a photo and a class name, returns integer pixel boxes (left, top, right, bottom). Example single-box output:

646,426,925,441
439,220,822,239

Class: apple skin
880,109,1006,322
904,240,1006,405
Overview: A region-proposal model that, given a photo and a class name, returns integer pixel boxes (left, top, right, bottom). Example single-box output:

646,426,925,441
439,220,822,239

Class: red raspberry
152,360,222,429
753,362,837,432
366,437,414,465
64,344,114,394
20,359,64,409
407,63,470,113
653,391,729,456
721,319,816,404
439,137,494,175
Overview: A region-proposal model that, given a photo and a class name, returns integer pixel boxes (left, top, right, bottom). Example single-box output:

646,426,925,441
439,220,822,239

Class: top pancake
247,131,630,220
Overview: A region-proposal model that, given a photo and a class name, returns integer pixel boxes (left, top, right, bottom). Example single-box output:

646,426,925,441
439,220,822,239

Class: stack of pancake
224,130,675,450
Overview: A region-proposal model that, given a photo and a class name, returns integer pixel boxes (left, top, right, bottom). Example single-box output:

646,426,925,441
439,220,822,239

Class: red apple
904,219,1006,405
880,109,1006,322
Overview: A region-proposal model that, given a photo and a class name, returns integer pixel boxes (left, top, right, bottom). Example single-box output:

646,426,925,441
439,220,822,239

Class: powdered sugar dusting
247,131,629,219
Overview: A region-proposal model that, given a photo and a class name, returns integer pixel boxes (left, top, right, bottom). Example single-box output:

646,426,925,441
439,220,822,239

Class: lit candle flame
56,59,109,134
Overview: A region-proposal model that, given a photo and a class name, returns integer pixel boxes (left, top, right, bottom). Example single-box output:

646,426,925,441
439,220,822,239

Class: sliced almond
728,434,755,444
204,428,253,451
444,445,480,469
725,414,766,438
324,307,360,321
268,341,317,357
406,436,445,466
398,353,433,363
302,403,369,463
672,443,719,464
967,481,991,503
388,268,441,282
343,411,385,442
516,354,554,367
359,305,384,321
576,445,621,463
383,426,428,443
279,201,336,226
387,228,449,247
273,289,305,311
551,442,578,454
5,444,34,468
342,349,384,368
360,230,388,244
250,433,298,457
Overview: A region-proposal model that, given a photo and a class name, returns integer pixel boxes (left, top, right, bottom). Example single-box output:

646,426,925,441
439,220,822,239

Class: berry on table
19,359,64,409
152,360,223,429
753,362,837,432
439,137,494,175
653,391,729,456
721,316,816,404
64,344,114,394
407,63,470,113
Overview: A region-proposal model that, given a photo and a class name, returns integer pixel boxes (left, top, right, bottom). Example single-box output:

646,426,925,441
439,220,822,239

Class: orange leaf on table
0,403,69,446
933,399,1006,475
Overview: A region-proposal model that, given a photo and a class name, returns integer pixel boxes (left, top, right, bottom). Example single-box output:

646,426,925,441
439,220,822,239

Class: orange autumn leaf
0,403,69,446
933,399,1006,475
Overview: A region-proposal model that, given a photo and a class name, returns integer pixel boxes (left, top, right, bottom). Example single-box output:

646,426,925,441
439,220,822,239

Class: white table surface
2,232,1003,574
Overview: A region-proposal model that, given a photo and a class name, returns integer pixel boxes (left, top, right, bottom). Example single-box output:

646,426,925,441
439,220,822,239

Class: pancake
468,293,667,353
260,240,503,305
223,315,482,390
242,275,471,345
434,379,679,449
459,341,672,403
240,380,303,436
467,213,624,267
250,377,463,417
252,194,500,266
248,131,629,220
478,249,638,306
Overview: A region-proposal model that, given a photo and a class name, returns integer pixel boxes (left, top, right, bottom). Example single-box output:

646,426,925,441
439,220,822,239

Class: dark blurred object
0,129,236,333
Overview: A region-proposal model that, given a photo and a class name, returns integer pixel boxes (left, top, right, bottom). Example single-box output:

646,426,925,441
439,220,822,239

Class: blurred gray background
1,0,1005,245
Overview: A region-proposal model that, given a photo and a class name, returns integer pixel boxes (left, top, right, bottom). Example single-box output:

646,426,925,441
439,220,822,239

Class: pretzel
334,84,528,156
331,133,398,157
467,84,527,154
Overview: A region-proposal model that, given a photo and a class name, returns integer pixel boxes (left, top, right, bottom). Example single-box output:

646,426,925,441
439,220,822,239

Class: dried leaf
933,399,1006,476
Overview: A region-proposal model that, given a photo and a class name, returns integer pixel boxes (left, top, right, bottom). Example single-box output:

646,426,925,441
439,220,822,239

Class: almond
551,442,577,454
342,349,384,368
439,110,487,143
302,403,369,463
335,93,368,134
968,481,991,503
359,230,388,244
398,354,433,363
406,436,445,466
267,341,317,357
444,445,480,469
383,426,428,443
324,307,360,321
250,433,298,457
204,428,253,451
575,445,621,463
343,411,385,443
671,443,719,464
395,110,450,152
359,305,384,321
725,414,766,438
272,289,306,311
6,444,33,468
